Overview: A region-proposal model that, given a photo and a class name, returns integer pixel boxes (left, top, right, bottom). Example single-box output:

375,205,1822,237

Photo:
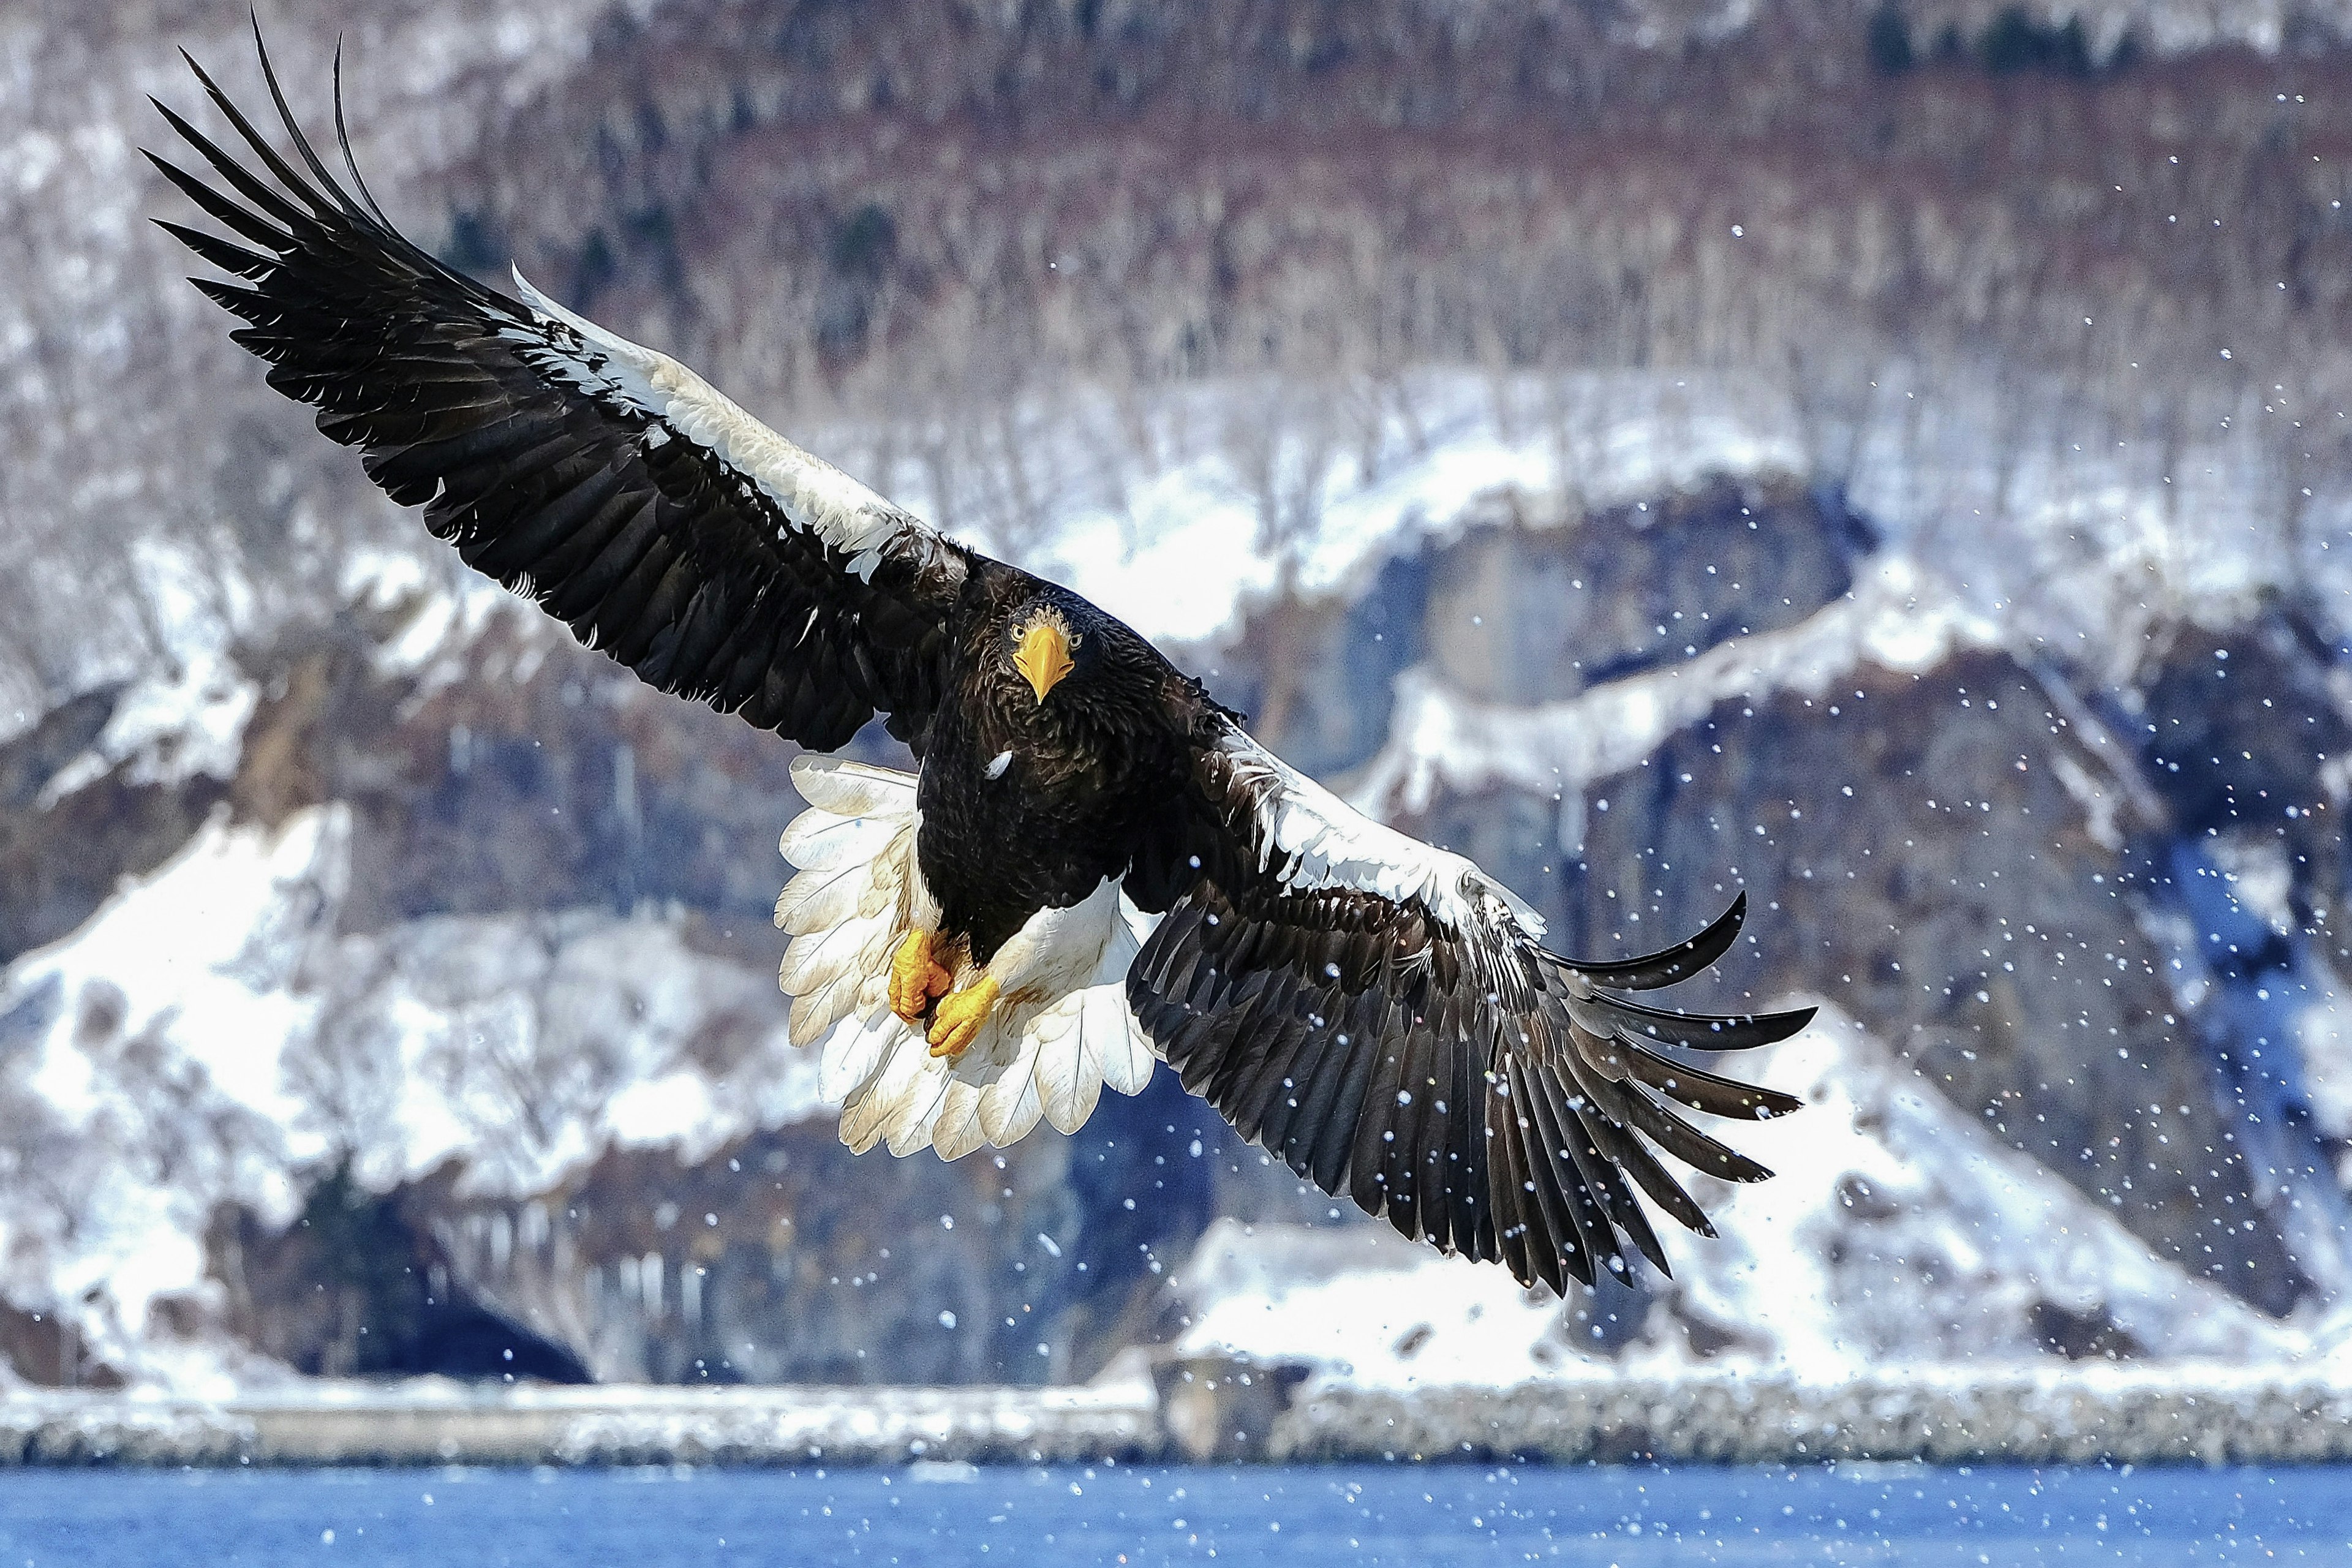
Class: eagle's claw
889,930,952,1023
927,977,1001,1058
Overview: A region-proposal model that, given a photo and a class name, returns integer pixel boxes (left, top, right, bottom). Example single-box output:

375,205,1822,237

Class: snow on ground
293,905,824,1200
0,805,820,1390
1608,0,2352,61
1646,1006,2315,1373
21,534,261,796
0,811,331,1394
971,369,1812,648
1166,1219,1572,1389
345,546,571,699
1167,1008,2325,1391
6,341,2346,1392
799,352,2352,676
1348,551,2000,824
0,1,668,744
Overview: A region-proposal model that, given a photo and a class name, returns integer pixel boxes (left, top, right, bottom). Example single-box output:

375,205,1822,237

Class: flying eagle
150,37,1808,1294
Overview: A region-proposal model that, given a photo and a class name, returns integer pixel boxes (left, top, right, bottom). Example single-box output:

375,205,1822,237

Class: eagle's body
152,35,1813,1295
916,579,1205,963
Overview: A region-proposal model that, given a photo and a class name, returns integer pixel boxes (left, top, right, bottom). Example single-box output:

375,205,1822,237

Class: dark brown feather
1128,723,1806,1294
152,39,973,756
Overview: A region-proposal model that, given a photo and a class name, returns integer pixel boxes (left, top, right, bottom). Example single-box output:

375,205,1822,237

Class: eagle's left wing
1129,719,1809,1293
150,36,971,755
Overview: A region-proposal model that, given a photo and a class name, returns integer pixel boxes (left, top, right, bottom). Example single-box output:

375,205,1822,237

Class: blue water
1,1463,2346,1566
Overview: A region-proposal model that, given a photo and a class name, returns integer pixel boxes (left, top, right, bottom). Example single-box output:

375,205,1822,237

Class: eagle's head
1004,599,1090,704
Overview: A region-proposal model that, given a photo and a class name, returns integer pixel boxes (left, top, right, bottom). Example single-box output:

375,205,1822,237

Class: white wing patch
508,269,917,560
1215,726,1546,938
775,756,1161,1160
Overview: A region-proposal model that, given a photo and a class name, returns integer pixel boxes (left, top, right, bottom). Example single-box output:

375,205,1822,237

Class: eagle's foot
927,976,1001,1059
889,930,952,1023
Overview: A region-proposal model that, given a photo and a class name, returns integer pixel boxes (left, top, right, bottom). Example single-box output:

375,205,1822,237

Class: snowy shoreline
5,1366,2350,1468
1286,1366,2352,1466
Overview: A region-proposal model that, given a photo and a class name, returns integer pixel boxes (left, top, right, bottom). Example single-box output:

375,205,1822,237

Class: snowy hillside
7,386,2351,1390
0,803,825,1392
1166,1007,2343,1391
2,0,2352,1396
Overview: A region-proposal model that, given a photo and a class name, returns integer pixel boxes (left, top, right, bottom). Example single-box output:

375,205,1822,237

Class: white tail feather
788,755,917,815
932,1020,1041,1161
839,1027,952,1155
774,854,881,934
930,1078,990,1163
776,755,1166,1159
1038,1005,1106,1135
818,1005,907,1104
1093,979,1156,1097
976,1027,1047,1148
775,908,876,997
778,809,900,872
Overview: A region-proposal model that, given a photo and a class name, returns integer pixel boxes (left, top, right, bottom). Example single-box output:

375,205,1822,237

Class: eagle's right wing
151,34,973,754
1130,719,1809,1292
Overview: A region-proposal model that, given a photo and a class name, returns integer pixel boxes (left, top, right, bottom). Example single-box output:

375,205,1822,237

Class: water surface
2,1461,2346,1565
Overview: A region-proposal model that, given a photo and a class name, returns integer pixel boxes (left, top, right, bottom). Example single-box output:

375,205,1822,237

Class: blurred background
2,0,2350,1400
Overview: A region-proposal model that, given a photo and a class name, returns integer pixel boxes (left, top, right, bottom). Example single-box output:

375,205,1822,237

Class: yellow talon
889,931,952,1023
927,976,1001,1059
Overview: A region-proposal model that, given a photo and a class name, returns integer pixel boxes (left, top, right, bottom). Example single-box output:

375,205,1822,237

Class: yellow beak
1013,620,1075,704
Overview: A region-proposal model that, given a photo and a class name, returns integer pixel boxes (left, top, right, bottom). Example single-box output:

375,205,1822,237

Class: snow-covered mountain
2,0,2351,1393
1167,1008,2344,1389
8,407,2350,1392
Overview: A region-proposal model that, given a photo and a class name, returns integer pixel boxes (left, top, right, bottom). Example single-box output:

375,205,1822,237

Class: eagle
149,36,1808,1295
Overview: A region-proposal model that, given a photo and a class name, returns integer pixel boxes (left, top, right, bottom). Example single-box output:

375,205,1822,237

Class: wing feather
152,36,977,755
1128,716,1803,1292
1512,1055,1620,1282
1483,1068,1543,1288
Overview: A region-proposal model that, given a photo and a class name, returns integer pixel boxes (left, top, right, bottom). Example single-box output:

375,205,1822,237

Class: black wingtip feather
1621,1046,1804,1125
330,39,396,227
154,219,271,279
149,98,322,243
181,30,360,236
144,149,290,249
1561,892,1748,991
188,276,268,319
1577,988,1815,1053
251,16,362,221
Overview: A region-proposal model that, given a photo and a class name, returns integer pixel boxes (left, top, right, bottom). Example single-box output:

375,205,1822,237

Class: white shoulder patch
1216,726,1545,939
507,268,922,560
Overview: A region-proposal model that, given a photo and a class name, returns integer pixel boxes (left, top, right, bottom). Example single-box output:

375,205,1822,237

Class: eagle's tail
775,755,1158,1159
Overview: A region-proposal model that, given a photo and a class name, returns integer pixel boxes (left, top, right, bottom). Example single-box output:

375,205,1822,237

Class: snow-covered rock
1166,1010,2332,1390
0,802,817,1390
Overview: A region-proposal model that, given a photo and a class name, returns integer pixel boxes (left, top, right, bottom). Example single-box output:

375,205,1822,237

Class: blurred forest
4,0,2352,1389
